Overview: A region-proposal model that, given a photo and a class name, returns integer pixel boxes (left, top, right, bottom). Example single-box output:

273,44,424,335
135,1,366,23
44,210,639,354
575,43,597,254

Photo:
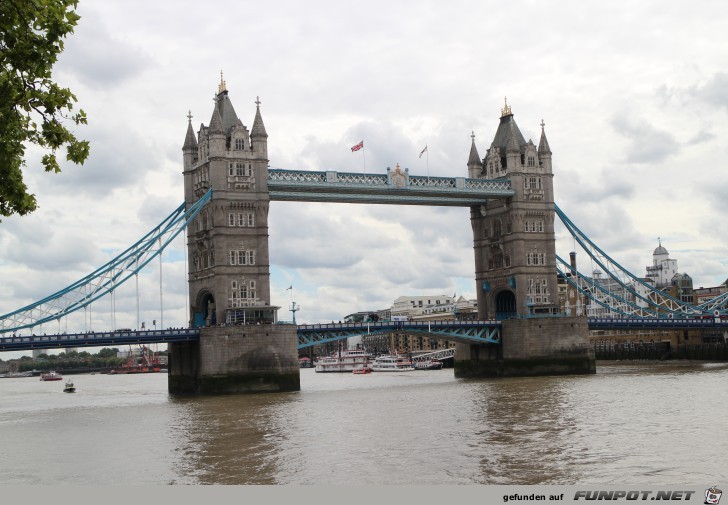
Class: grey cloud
32,123,159,197
58,11,152,88
558,169,635,205
690,72,728,111
610,115,680,164
704,179,728,215
686,129,716,145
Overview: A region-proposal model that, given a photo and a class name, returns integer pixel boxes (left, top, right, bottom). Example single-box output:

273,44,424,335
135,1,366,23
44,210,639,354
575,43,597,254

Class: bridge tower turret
467,131,483,179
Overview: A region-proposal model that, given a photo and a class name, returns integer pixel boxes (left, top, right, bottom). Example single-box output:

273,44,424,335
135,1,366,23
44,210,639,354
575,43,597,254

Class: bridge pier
454,317,595,378
168,325,300,395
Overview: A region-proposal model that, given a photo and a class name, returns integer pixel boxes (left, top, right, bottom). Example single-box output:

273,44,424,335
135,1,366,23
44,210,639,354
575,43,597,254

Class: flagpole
362,146,366,174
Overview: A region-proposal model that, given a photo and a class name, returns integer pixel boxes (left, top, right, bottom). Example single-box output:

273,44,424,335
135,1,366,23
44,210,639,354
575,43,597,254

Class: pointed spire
183,110,198,150
218,70,227,94
209,97,224,134
468,131,482,167
501,96,512,117
538,119,551,155
251,96,268,138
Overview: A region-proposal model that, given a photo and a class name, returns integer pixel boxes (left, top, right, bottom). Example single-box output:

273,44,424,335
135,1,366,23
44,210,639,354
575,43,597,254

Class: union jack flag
351,141,364,152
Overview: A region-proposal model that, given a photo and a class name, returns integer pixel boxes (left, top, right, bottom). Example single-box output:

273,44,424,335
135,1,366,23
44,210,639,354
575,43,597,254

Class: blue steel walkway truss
268,168,514,206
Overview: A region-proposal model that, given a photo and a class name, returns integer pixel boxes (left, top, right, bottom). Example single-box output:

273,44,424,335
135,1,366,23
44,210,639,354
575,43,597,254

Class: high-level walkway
267,168,514,206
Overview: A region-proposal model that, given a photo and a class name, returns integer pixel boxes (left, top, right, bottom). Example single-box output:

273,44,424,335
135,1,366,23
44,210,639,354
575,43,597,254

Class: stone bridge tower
457,100,595,378
182,76,276,327
468,100,559,319
171,76,299,395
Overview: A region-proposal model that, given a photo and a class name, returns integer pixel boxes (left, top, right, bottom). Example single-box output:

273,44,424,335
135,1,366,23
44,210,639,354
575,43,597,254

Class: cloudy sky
2,0,728,356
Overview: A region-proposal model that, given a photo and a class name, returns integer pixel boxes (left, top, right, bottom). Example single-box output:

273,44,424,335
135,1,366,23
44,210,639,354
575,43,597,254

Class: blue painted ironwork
0,328,200,352
696,291,728,313
554,204,722,317
0,189,214,334
296,320,502,348
4,316,726,352
268,168,514,206
556,255,661,318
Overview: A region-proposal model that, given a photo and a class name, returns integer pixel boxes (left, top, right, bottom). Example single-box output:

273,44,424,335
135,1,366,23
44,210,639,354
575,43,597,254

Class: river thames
1,361,727,486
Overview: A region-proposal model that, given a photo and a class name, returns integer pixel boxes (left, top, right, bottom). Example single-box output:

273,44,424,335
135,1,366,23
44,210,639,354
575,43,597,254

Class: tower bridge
3,79,726,394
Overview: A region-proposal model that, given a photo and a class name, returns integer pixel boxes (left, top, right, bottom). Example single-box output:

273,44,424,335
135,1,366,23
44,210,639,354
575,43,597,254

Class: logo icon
705,486,722,505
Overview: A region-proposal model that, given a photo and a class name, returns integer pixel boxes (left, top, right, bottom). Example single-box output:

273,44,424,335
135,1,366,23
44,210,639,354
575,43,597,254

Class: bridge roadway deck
2,318,725,352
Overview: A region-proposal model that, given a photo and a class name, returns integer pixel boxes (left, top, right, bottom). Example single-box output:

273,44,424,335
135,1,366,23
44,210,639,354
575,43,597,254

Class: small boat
63,380,76,393
414,360,444,370
352,365,372,374
371,354,415,372
40,371,63,381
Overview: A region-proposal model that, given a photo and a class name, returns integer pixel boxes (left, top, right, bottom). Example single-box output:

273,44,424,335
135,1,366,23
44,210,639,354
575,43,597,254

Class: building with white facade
645,240,678,289
390,295,457,319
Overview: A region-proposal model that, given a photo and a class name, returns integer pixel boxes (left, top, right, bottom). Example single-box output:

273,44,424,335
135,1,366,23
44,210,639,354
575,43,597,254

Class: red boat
352,365,372,374
40,371,63,381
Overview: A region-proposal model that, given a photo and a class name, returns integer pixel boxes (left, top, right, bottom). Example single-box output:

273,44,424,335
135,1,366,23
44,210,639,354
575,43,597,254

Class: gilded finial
471,130,475,141
218,70,227,94
255,96,261,107
187,110,193,122
501,96,512,117
540,119,545,130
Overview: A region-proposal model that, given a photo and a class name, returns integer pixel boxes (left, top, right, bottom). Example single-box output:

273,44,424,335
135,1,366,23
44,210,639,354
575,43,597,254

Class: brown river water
0,361,726,485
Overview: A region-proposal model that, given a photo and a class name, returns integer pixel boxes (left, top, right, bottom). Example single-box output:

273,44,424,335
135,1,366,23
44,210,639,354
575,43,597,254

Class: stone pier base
169,324,300,395
454,317,596,378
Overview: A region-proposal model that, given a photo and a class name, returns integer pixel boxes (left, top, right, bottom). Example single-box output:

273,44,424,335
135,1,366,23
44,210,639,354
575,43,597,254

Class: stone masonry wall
501,316,593,360
169,324,300,395
198,325,299,376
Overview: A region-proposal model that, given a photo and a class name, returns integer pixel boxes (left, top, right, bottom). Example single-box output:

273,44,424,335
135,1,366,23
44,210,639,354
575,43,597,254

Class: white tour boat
314,349,372,373
371,354,415,372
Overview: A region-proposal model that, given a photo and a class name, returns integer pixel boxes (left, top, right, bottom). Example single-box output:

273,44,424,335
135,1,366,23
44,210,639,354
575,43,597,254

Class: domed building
645,239,678,289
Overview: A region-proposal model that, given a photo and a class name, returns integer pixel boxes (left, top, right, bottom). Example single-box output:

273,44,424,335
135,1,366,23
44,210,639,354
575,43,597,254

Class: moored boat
414,360,444,370
40,371,63,381
314,348,372,373
352,365,372,374
371,354,415,372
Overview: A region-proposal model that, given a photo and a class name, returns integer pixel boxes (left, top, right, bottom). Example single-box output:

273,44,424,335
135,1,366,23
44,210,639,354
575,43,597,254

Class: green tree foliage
0,0,89,219
18,348,124,372
97,347,119,358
